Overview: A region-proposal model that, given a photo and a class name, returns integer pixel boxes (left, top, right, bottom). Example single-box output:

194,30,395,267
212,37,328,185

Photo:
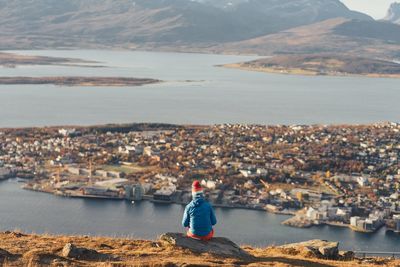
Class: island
0,76,161,87
222,54,400,78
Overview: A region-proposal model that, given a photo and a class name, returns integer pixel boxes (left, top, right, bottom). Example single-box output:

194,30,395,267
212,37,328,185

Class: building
0,168,12,179
81,186,120,198
58,128,76,136
350,216,360,227
143,146,152,157
107,171,123,178
357,177,368,187
67,167,80,175
95,170,108,178
393,214,400,232
95,178,128,187
153,186,176,202
133,184,144,201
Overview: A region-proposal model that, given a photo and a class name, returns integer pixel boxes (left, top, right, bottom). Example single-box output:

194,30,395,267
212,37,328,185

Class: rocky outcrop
0,248,13,263
160,232,253,260
23,250,70,267
279,240,340,259
282,216,314,228
61,243,114,261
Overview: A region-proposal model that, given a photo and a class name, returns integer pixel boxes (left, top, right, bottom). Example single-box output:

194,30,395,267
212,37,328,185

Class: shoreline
20,181,389,235
222,63,400,79
0,76,161,87
0,51,105,68
21,182,294,215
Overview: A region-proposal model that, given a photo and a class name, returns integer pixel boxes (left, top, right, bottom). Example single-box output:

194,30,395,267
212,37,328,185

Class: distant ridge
216,18,400,58
0,0,372,49
384,2,400,24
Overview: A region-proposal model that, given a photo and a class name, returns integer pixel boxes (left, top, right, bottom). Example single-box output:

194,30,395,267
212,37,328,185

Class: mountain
0,0,372,49
384,2,400,24
334,19,400,43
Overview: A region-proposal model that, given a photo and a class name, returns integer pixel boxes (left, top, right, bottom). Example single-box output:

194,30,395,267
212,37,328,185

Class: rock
0,248,12,258
61,243,112,261
318,243,338,259
7,231,26,238
282,216,313,228
279,239,339,259
340,251,355,260
301,246,322,258
99,243,114,249
0,248,13,262
24,252,68,267
159,233,252,260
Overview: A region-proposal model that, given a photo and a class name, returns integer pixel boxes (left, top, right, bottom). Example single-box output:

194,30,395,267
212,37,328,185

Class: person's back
182,180,217,240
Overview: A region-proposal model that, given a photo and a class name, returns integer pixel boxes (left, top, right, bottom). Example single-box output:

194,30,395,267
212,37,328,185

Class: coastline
21,181,388,235
221,63,400,79
0,76,161,87
21,181,294,215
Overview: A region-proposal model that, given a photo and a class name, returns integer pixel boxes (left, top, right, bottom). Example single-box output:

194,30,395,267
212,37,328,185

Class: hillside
217,18,400,59
0,0,371,49
334,20,400,44
0,231,394,266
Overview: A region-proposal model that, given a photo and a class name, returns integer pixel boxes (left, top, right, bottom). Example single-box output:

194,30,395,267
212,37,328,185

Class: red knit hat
192,180,203,193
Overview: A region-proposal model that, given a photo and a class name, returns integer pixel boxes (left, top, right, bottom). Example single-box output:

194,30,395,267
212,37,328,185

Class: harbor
1,179,400,252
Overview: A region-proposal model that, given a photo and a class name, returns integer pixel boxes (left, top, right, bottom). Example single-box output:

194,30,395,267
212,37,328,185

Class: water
1,50,400,251
0,180,399,251
0,50,399,127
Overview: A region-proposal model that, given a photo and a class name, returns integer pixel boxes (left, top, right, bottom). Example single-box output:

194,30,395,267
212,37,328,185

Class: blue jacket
182,195,217,236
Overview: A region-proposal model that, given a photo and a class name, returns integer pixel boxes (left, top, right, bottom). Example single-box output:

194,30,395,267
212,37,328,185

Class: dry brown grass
0,231,398,266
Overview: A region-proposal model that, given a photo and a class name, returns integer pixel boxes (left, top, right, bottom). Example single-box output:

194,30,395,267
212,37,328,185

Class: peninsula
0,76,161,87
223,54,400,78
0,52,101,68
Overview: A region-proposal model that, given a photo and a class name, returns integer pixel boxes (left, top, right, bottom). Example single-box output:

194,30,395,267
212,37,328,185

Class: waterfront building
350,216,360,227
306,207,316,219
133,184,144,201
153,186,176,202
81,186,120,198
393,214,400,231
124,185,133,200
0,167,11,179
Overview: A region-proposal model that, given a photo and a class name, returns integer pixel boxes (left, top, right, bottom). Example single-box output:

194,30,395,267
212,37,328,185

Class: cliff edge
0,231,394,266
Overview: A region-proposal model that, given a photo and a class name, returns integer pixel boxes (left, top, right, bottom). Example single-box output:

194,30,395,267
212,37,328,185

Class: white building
357,177,368,187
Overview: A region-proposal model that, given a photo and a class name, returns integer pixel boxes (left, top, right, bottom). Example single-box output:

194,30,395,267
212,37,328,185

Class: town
1,122,400,234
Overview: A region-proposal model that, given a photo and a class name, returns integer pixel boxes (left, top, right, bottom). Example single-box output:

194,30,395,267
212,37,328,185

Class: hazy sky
341,0,399,19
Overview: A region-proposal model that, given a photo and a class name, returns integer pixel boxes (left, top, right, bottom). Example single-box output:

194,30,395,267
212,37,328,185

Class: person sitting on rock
182,180,217,241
